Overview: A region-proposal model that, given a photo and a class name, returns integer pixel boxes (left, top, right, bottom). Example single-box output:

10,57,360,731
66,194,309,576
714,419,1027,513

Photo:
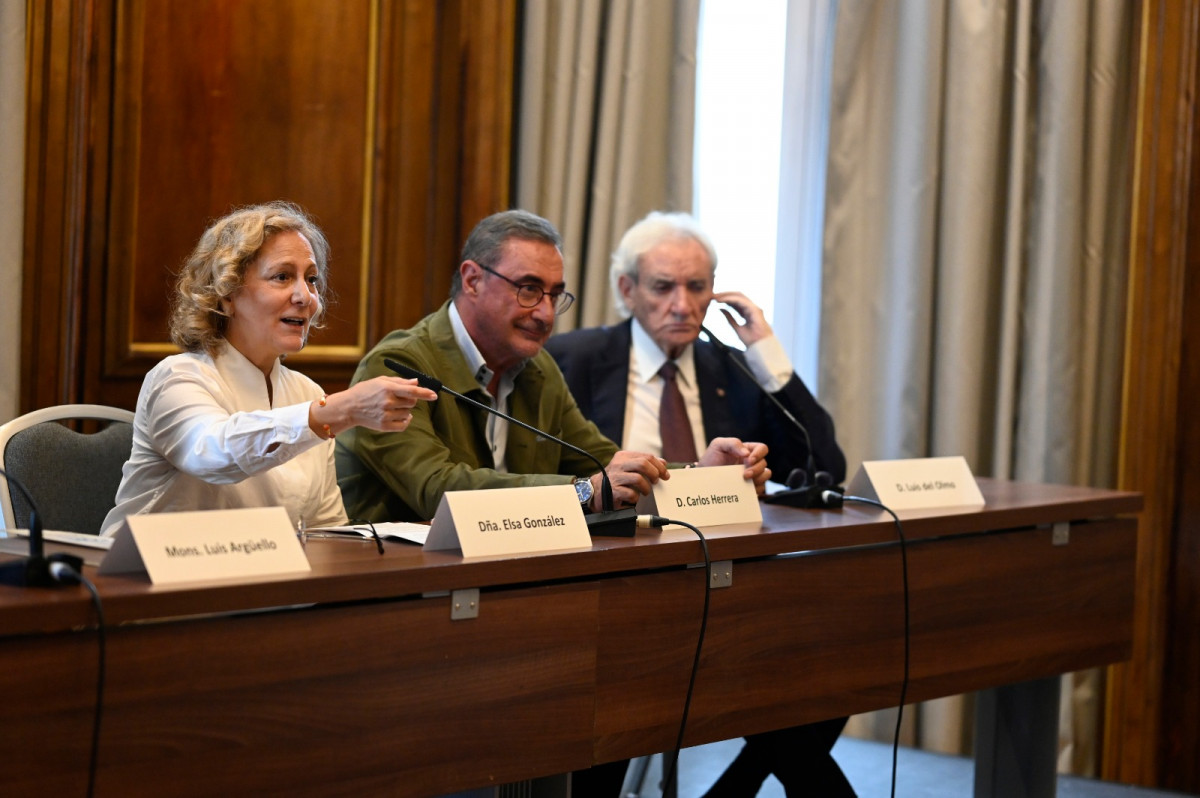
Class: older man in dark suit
546,210,854,798
547,211,844,495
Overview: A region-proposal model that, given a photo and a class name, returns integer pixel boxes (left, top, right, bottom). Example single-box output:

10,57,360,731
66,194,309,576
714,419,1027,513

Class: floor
626,736,1199,798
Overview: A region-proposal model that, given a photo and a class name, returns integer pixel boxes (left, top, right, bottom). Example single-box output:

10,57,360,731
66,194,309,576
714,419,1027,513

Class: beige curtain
775,0,837,386
820,0,1134,776
515,0,699,329
0,2,24,423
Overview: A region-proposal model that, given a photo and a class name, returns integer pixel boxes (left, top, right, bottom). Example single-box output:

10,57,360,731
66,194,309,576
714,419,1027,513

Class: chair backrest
0,404,135,535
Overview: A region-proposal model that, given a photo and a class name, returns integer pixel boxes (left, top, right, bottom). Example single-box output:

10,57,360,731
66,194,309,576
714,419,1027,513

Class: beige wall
0,2,24,423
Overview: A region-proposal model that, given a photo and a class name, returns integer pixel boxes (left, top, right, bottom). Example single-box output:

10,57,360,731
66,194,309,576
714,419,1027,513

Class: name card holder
425,484,593,558
636,465,761,528
845,456,985,510
98,506,311,583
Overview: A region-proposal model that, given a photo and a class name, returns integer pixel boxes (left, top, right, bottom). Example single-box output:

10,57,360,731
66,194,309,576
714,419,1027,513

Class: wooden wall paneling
104,0,376,394
457,0,514,233
24,0,518,409
1106,0,1199,787
370,0,515,344
1159,9,1200,789
84,2,120,407
21,0,101,411
431,0,469,316
372,0,445,340
1161,192,1200,789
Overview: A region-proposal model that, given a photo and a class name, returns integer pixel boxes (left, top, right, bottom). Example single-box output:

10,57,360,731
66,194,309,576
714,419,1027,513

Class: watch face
574,478,593,505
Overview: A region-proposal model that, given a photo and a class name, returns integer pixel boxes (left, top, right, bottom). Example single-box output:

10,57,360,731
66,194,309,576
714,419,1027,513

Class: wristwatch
573,477,594,508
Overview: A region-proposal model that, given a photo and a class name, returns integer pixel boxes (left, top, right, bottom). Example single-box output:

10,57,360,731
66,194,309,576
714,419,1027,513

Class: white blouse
100,342,346,537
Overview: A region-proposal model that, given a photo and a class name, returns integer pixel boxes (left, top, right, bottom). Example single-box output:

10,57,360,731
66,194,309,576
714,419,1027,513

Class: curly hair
169,201,331,354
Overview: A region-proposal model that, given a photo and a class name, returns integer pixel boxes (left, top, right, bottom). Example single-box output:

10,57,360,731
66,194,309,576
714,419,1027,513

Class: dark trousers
701,717,856,798
572,717,854,797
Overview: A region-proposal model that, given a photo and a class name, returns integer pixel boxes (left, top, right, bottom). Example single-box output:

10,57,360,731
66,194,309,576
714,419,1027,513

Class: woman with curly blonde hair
102,202,436,537
169,200,333,355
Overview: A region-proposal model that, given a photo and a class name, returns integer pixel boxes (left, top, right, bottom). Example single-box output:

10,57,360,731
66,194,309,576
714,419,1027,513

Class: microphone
699,326,841,509
384,358,638,537
0,466,84,587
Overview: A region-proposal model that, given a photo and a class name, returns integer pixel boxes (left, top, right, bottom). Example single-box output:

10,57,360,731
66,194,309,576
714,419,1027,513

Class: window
693,0,837,391
694,0,787,340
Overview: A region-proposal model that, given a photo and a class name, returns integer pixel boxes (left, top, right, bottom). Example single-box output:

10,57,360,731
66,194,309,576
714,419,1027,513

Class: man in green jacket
337,210,767,524
336,209,771,796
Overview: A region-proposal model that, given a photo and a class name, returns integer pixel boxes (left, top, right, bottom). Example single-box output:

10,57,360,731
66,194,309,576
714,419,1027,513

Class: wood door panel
107,0,374,375
24,0,515,410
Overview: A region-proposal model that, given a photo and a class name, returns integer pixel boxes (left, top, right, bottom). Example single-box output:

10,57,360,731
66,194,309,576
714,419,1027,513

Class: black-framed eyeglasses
477,263,576,315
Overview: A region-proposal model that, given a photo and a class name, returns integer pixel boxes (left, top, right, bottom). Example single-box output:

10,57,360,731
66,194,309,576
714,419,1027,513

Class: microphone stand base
762,485,844,510
585,508,639,537
0,552,84,587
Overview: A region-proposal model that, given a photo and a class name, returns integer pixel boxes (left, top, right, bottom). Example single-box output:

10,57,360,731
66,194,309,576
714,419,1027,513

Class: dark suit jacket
545,319,846,484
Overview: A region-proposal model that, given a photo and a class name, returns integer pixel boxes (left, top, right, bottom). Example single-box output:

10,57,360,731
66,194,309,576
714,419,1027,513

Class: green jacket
336,302,619,521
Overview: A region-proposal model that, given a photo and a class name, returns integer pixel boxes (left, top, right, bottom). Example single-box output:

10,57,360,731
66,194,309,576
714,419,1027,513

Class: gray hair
609,211,718,318
452,209,563,297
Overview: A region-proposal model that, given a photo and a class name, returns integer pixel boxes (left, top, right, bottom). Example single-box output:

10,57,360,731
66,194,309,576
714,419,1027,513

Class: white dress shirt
448,302,524,472
621,319,796,456
100,341,346,536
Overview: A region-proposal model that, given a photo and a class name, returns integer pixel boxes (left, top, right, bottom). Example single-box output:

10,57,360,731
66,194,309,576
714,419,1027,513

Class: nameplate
637,465,761,527
98,506,311,583
845,456,985,510
425,484,592,557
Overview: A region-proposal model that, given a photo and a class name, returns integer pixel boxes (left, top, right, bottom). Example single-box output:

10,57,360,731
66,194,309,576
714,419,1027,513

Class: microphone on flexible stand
384,358,639,537
699,326,842,509
0,466,84,586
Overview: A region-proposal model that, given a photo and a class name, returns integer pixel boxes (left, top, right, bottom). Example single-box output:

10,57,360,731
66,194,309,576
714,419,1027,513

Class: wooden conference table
0,479,1140,797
